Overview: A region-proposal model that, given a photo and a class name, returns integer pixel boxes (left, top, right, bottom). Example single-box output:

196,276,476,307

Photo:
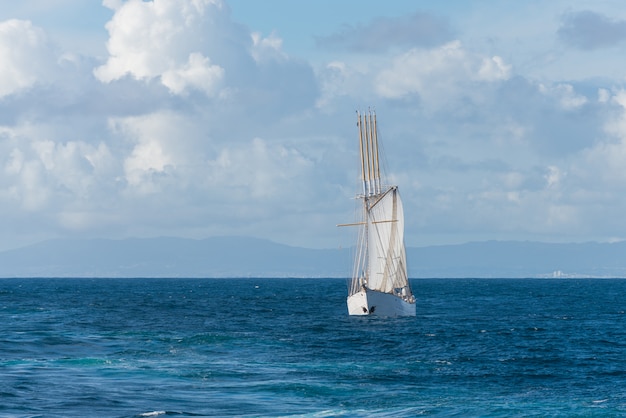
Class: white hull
347,288,416,317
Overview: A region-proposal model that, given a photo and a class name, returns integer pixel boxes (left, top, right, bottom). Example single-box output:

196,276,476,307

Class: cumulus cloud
315,61,367,109
374,41,510,105
496,88,626,238
94,0,317,114
509,89,626,239
207,137,314,200
107,111,208,193
250,31,286,63
539,83,588,110
103,109,318,214
0,124,115,214
545,166,563,188
583,89,626,186
6,1,626,251
558,10,626,50
95,0,227,96
316,12,452,52
160,52,224,96
0,0,325,251
0,19,56,97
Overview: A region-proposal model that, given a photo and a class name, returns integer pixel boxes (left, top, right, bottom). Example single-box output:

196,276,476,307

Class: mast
356,109,382,197
372,112,381,194
369,112,378,196
364,112,373,196
357,112,367,197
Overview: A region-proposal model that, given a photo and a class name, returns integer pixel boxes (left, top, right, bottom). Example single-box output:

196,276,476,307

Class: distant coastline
1,236,626,279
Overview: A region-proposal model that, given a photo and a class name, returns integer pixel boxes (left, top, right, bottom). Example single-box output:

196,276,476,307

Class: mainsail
367,187,408,294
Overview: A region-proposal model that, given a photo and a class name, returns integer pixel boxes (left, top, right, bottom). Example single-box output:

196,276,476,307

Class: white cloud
106,110,317,201
578,89,626,185
107,111,206,193
102,0,123,10
545,166,563,188
477,56,511,81
160,52,224,95
0,19,55,97
315,61,366,110
374,41,511,106
0,0,325,251
4,0,626,252
95,0,226,96
0,125,113,213
16,160,50,211
5,148,24,175
539,83,588,110
250,31,286,63
207,137,314,200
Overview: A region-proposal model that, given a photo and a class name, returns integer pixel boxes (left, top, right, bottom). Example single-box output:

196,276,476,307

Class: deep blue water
0,278,625,417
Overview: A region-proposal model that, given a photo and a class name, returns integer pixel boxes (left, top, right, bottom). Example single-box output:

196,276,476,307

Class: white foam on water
139,411,166,417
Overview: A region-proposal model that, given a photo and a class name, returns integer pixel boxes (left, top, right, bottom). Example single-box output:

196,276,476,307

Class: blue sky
2,0,626,251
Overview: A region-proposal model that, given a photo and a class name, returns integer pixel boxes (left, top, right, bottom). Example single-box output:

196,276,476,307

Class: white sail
366,187,408,294
342,110,415,316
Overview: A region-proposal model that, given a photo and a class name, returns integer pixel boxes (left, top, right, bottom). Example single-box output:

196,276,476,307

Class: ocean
1,278,625,417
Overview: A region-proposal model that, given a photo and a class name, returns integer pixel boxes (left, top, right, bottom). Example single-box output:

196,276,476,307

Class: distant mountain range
1,236,626,278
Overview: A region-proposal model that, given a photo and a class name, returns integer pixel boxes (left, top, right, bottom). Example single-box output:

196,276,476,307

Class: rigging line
351,196,369,293
352,224,367,294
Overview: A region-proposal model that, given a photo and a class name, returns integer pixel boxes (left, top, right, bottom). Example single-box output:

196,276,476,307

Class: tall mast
357,110,384,197
369,112,378,196
357,111,367,196
364,112,373,196
370,111,381,195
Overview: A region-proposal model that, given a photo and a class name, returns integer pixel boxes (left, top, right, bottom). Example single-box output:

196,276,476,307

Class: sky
2,0,626,251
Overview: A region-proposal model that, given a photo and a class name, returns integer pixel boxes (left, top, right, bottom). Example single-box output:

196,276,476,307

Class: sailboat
339,110,416,316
